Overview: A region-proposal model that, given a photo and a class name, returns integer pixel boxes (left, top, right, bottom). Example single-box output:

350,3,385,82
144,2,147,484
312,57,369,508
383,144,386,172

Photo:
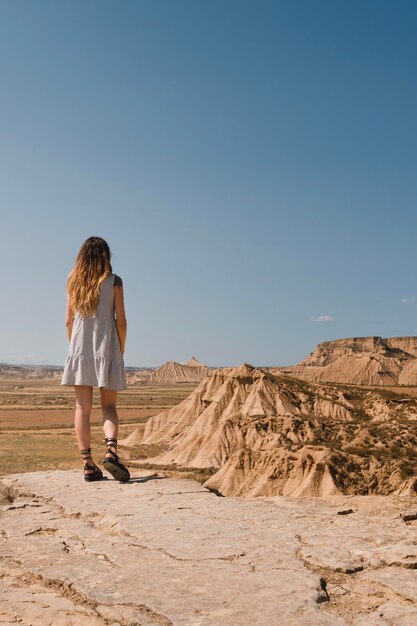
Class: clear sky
1,0,417,368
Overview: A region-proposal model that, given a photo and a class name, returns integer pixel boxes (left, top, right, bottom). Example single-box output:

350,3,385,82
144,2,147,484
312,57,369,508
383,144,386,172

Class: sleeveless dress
60,273,127,391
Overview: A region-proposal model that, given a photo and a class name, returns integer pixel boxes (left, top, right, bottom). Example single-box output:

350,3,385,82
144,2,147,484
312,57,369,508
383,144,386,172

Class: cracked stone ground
1,472,417,625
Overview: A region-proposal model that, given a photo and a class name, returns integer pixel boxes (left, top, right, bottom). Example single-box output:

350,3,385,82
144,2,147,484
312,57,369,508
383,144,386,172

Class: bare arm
114,276,127,356
65,293,75,341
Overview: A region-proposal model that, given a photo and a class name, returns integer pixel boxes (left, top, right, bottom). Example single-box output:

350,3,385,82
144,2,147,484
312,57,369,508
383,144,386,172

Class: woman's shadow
127,474,166,484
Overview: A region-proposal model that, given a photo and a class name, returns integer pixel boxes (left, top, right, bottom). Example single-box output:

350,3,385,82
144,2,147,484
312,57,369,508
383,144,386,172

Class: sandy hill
282,336,417,386
150,357,208,383
123,363,417,498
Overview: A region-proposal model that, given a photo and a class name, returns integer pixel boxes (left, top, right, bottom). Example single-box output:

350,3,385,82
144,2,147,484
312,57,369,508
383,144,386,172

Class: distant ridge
0,363,62,379
281,336,417,386
0,359,208,384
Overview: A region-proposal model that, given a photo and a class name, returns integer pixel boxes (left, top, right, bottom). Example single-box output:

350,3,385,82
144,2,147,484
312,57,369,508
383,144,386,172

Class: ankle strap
80,448,92,460
105,437,117,448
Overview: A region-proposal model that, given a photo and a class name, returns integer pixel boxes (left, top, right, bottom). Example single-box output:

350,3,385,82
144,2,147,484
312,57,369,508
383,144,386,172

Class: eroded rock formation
123,364,417,497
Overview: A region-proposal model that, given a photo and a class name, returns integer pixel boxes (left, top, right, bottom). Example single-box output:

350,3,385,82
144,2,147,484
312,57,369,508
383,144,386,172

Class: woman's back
61,273,127,390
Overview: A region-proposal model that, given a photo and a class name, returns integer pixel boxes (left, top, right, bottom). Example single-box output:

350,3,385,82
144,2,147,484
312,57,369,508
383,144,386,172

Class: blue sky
1,0,417,367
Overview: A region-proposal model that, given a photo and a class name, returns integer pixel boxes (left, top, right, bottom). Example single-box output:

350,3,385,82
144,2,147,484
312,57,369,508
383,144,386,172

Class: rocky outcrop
123,364,417,498
386,336,417,356
150,357,208,383
1,471,417,625
285,336,417,386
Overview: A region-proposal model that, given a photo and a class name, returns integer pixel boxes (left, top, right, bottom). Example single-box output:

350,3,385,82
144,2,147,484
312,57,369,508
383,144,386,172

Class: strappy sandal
103,437,130,483
80,448,104,482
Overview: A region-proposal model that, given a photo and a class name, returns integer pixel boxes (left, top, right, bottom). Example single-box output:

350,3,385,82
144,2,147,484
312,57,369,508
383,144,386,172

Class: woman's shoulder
113,274,123,287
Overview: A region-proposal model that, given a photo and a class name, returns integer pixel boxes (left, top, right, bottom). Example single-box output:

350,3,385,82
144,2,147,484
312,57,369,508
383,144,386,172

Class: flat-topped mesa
122,363,417,498
287,336,417,385
302,337,400,366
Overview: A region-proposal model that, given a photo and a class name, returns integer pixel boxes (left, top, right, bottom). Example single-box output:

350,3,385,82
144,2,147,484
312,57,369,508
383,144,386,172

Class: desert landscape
4,2,414,621
1,338,417,623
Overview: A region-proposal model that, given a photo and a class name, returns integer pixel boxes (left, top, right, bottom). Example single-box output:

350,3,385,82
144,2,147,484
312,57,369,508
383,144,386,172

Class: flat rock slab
0,472,416,625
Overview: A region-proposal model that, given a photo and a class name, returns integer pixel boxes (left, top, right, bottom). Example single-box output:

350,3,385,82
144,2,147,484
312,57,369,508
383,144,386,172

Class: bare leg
99,387,130,481
100,387,119,459
74,385,95,475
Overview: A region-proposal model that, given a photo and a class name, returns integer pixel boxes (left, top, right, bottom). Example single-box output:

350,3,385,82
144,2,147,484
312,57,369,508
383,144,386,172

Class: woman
61,236,130,482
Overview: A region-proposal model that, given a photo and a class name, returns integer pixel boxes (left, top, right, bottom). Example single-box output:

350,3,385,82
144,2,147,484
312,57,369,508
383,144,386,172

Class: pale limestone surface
1,471,417,625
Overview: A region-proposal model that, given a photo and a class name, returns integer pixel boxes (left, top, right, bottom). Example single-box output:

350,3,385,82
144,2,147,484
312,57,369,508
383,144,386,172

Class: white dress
60,273,127,391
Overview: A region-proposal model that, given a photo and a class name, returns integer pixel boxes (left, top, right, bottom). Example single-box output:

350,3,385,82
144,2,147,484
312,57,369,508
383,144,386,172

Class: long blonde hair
67,237,112,317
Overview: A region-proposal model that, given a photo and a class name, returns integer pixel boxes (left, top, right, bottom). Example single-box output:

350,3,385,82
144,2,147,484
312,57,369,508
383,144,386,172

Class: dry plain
0,379,196,476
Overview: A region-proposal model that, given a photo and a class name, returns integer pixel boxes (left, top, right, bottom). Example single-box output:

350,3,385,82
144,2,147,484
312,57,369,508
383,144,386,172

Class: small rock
334,564,364,574
316,577,330,603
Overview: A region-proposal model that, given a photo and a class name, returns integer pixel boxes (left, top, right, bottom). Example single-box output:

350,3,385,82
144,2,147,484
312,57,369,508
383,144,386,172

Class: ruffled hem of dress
60,354,128,391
